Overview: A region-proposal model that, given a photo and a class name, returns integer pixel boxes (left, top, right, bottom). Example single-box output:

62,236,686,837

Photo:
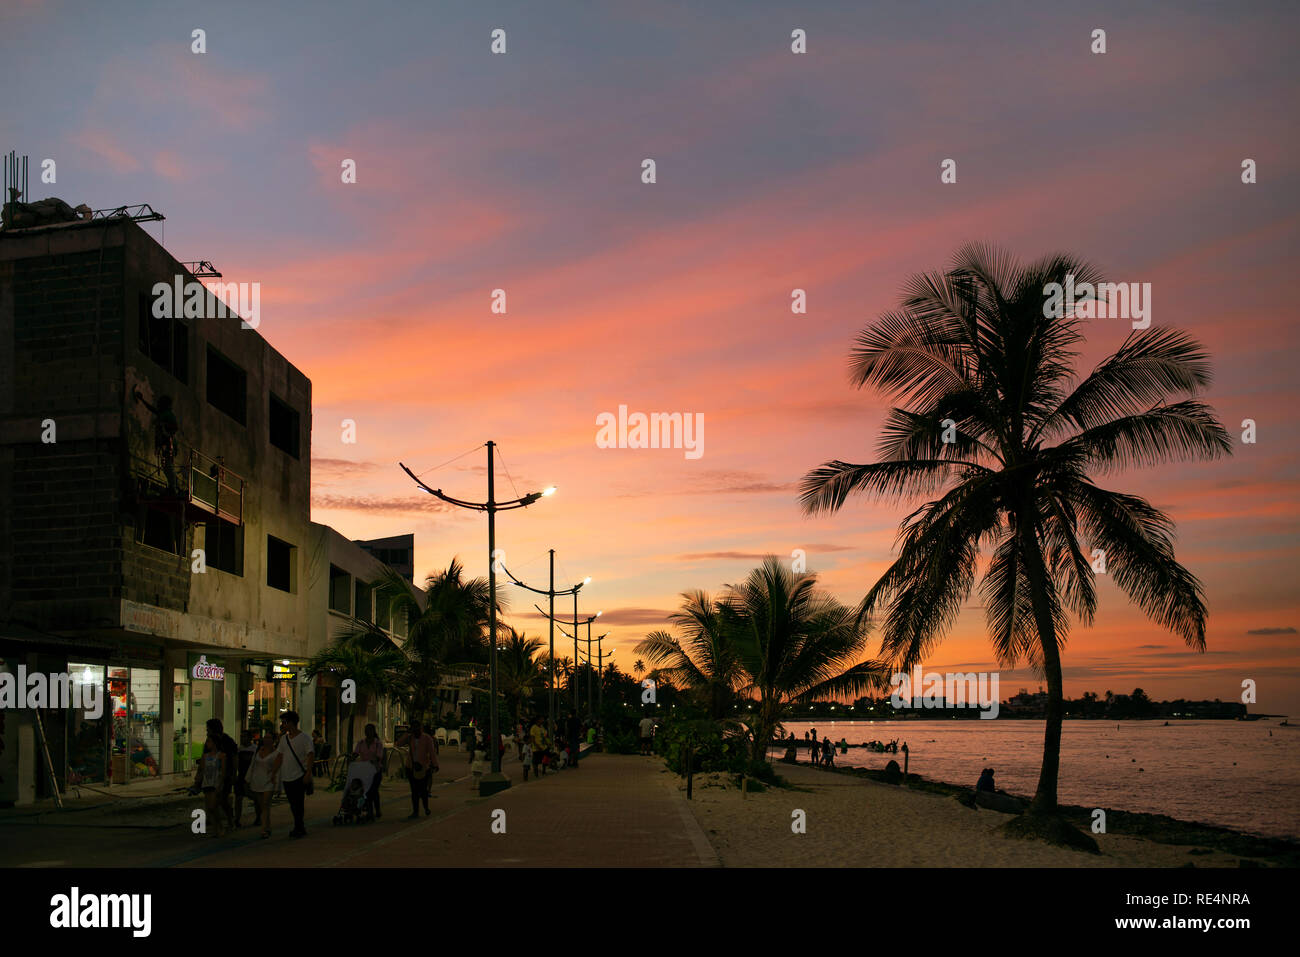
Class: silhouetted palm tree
382,559,504,723
305,623,404,754
725,557,874,761
800,244,1230,842
635,590,744,719
497,627,544,724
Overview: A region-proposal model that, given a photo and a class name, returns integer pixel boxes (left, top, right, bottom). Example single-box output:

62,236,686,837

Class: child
520,740,532,781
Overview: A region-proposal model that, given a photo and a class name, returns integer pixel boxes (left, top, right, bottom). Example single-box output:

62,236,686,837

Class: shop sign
191,655,225,681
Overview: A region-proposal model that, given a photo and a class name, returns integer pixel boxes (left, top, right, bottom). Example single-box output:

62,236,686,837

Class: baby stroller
332,761,377,825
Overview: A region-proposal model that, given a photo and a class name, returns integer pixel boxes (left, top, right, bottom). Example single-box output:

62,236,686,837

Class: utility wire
414,442,484,480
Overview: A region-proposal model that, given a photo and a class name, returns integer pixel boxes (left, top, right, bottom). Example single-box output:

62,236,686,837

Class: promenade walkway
179,752,716,868
1,749,718,868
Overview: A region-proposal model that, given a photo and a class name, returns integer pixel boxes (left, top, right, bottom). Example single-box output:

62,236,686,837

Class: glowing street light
400,441,553,795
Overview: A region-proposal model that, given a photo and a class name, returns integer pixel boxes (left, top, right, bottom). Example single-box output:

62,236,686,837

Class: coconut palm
382,558,503,723
304,627,404,754
497,627,544,723
800,244,1230,844
724,558,875,761
634,590,744,719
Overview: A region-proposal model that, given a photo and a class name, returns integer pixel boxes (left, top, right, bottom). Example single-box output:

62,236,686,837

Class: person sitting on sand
976,767,996,792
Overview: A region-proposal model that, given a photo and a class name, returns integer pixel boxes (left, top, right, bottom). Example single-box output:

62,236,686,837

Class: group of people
517,711,590,780
189,709,608,841
795,730,839,768
190,710,313,840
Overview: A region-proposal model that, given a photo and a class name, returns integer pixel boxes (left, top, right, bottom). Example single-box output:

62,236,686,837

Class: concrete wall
0,225,128,630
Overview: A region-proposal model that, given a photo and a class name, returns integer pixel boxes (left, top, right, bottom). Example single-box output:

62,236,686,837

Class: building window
138,293,189,383
269,394,300,458
328,565,351,614
138,504,184,555
266,535,296,593
206,347,247,425
354,580,372,623
205,517,243,576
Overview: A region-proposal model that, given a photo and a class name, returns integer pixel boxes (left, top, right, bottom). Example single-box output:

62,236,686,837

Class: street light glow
542,486,557,496
583,576,592,585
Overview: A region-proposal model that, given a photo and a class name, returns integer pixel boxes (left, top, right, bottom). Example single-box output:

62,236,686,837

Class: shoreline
678,760,1299,867
756,758,1300,865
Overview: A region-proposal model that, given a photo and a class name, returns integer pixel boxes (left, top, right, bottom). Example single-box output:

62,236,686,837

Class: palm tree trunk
1018,518,1063,815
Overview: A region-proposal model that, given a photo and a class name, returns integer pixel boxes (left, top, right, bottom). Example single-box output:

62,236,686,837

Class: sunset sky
5,0,1297,712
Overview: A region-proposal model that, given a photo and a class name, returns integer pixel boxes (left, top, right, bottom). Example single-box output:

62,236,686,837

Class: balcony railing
128,445,244,526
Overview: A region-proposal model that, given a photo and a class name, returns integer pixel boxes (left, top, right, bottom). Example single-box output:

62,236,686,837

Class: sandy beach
678,762,1275,867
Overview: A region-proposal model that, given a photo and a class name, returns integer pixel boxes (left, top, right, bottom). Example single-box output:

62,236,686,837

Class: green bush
605,729,639,754
655,715,748,776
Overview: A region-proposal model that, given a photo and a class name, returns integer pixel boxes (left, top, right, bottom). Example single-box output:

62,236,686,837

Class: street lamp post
574,635,610,720
540,606,599,713
500,555,589,749
399,444,554,797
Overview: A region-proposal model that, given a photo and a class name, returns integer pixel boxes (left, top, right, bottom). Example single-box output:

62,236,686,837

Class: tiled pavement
177,752,718,868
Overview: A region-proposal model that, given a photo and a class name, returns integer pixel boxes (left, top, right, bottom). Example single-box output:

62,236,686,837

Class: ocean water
773,719,1300,841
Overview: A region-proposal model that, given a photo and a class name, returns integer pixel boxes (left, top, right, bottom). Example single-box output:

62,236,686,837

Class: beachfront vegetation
799,244,1230,848
638,590,743,719
306,559,505,730
635,558,876,765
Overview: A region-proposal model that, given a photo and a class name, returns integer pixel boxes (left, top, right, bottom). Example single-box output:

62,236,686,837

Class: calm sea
774,719,1300,841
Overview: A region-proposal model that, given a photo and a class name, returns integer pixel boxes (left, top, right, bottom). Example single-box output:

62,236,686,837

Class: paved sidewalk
180,753,716,868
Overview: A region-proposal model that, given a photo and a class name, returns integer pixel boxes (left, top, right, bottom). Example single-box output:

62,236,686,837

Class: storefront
174,653,239,772
65,659,163,787
245,659,305,736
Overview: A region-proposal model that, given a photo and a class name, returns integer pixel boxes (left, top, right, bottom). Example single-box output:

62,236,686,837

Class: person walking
194,736,227,837
352,723,384,819
397,720,438,818
204,718,238,832
529,717,547,775
638,713,655,756
275,710,314,838
565,711,581,769
822,736,835,769
246,731,280,838
234,730,256,827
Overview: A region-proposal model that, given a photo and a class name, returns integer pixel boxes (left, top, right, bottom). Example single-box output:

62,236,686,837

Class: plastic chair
446,729,460,748
435,728,448,745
